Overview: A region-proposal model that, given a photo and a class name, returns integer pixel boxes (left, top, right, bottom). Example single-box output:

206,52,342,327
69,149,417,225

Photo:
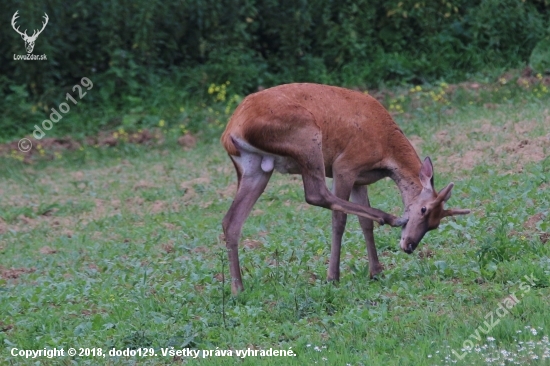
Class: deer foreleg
327,172,356,282
351,185,384,278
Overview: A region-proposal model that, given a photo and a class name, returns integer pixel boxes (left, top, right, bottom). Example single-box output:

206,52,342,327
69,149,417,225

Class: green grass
1,82,550,365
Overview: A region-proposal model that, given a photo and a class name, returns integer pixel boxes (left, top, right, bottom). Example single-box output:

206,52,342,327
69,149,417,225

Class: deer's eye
421,207,427,214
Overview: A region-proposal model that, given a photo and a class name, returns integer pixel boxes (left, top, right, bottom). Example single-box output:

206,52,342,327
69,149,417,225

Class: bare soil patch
524,213,546,230
437,110,550,173
0,129,194,162
0,266,36,280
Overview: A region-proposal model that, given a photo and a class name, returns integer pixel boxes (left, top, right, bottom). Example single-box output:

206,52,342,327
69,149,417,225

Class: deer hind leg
222,152,273,294
351,185,383,278
327,170,357,282
297,148,396,225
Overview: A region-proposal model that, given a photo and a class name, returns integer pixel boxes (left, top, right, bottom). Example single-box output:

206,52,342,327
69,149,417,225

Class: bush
1,0,549,140
530,25,550,74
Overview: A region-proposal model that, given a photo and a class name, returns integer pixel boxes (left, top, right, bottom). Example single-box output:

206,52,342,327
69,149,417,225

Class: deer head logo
11,11,49,54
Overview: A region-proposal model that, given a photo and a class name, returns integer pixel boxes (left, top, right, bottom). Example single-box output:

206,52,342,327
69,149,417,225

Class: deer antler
31,13,49,39
11,11,48,40
11,11,28,38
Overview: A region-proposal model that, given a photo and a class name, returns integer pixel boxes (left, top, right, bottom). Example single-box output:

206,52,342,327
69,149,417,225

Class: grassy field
1,78,550,365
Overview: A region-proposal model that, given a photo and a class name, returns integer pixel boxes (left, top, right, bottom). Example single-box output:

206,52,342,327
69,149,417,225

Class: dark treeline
0,0,548,138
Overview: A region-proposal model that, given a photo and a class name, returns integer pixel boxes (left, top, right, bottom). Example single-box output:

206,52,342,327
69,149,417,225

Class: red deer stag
221,83,470,294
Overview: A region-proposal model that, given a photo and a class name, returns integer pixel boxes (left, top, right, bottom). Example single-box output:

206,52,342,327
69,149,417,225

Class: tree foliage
0,0,548,138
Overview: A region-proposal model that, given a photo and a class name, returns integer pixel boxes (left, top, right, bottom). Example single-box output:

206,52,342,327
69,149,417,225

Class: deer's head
12,11,49,54
400,157,470,254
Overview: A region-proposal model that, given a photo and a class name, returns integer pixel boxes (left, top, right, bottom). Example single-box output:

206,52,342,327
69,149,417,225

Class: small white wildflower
314,346,321,352
488,337,496,341
428,355,432,358
322,357,327,361
307,344,311,347
531,328,538,335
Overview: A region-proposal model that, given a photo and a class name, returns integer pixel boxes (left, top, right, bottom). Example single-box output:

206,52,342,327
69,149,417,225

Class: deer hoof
387,215,408,227
394,217,409,227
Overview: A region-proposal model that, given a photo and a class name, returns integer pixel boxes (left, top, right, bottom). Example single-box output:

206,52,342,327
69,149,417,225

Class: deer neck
386,132,423,210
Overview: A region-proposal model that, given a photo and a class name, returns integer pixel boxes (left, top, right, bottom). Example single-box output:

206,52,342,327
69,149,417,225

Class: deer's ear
419,157,434,190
